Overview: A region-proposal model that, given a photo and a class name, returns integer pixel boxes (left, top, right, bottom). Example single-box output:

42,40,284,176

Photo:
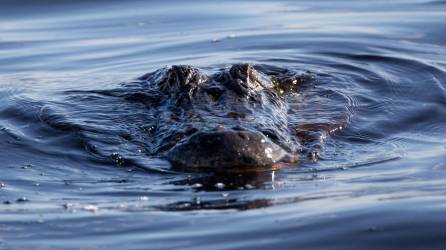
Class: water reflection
1,0,446,249
169,171,278,191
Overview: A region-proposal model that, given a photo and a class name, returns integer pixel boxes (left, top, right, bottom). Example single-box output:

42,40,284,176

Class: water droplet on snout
265,147,273,159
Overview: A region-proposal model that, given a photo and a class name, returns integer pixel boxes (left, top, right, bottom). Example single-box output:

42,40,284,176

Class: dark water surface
1,1,446,249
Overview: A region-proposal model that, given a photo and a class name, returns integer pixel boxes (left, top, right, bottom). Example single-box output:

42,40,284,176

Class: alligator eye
158,65,207,97
229,64,252,82
271,72,307,95
227,64,273,96
205,86,225,101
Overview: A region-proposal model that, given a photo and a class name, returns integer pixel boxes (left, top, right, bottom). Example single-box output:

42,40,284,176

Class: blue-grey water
1,1,446,249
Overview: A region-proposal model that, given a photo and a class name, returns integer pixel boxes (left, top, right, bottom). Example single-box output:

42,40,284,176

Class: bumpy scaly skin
136,64,307,170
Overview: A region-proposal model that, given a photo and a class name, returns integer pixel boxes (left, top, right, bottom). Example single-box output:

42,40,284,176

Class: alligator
46,63,344,172
132,63,317,171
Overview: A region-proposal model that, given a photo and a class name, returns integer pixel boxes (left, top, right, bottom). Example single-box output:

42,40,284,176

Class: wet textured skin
134,64,313,171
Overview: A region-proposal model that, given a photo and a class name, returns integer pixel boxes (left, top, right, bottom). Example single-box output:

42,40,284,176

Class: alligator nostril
236,132,249,140
261,130,279,141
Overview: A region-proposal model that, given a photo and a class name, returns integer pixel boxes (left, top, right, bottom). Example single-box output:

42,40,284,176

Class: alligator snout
166,130,295,170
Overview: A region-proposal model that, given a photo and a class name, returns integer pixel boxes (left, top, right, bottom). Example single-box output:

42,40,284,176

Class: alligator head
137,64,310,171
